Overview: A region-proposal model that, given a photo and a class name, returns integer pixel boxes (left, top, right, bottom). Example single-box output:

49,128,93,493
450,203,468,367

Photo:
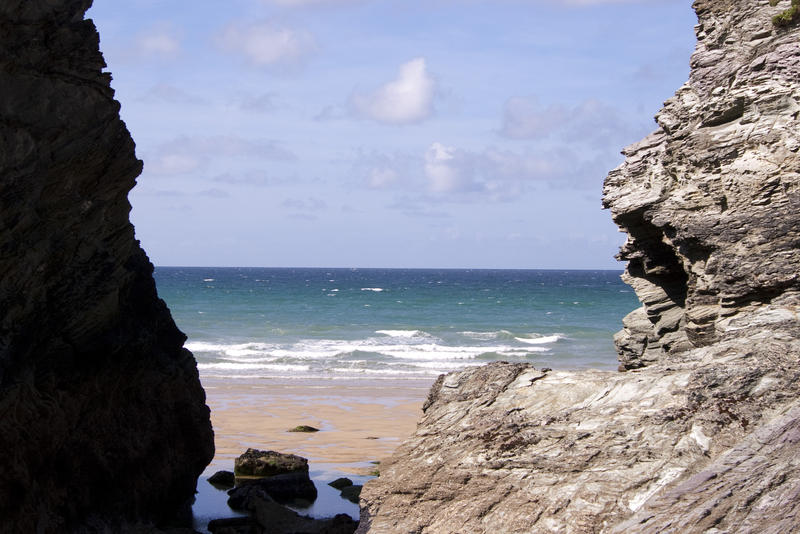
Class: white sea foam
189,333,550,383
186,341,238,352
400,360,483,370
189,337,549,362
376,329,425,338
330,367,443,377
515,334,563,345
186,341,277,354
361,287,385,292
203,278,214,282
197,362,310,372
460,331,499,340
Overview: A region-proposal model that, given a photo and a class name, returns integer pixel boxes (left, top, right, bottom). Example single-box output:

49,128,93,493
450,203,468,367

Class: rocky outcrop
605,0,800,370
0,1,214,531
358,0,800,532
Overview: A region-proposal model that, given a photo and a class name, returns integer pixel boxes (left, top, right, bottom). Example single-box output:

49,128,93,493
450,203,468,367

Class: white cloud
351,150,416,190
425,142,461,193
420,141,617,199
151,153,200,175
135,23,180,58
138,83,206,105
351,58,435,125
217,21,316,67
368,168,398,188
500,97,648,149
500,97,566,139
282,197,328,210
239,93,276,113
147,135,296,175
213,170,289,187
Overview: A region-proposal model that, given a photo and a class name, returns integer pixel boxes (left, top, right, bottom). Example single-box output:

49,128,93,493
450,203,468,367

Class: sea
154,267,640,380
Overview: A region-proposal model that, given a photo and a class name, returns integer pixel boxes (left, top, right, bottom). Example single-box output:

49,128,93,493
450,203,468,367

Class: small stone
288,425,320,433
328,477,353,490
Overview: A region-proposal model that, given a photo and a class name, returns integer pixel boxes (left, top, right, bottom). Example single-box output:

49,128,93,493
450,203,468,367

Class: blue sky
87,0,696,269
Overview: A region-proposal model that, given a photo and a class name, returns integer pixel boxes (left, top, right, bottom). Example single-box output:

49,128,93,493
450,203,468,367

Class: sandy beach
201,377,432,476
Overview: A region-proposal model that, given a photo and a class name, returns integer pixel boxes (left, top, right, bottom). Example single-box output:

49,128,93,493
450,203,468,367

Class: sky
86,0,697,269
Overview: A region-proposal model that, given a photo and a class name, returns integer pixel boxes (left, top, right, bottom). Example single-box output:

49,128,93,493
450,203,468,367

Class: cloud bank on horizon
88,0,696,269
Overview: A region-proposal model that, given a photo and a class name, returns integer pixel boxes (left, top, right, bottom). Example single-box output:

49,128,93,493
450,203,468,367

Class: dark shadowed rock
228,474,317,507
208,471,236,489
249,496,357,534
357,0,800,532
328,477,353,490
339,485,362,504
0,0,214,531
222,491,357,534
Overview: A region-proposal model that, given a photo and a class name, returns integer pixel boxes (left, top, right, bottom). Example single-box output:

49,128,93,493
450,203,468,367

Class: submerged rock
228,473,318,505
358,0,800,532
222,491,357,534
0,1,214,531
249,496,357,534
208,470,236,489
328,477,354,490
339,485,362,504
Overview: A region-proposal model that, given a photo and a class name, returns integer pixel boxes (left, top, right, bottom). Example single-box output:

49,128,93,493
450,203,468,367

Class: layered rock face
606,0,800,370
359,1,800,532
0,1,214,531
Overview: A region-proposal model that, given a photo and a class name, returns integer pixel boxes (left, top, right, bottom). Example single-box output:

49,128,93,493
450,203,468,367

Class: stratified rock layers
0,1,214,532
359,0,800,532
606,0,800,371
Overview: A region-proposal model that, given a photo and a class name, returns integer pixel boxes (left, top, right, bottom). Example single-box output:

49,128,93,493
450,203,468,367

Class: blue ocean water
154,267,640,380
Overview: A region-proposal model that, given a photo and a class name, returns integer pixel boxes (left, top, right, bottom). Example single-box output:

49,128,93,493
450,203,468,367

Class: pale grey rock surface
358,0,800,532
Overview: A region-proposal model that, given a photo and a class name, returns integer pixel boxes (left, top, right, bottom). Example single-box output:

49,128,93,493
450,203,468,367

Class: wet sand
201,377,432,476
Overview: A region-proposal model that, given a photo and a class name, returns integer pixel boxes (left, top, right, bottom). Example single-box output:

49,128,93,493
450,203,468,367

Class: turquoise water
154,267,640,379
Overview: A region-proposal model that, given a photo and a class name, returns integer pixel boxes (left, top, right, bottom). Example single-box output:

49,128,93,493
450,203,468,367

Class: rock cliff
0,1,214,531
358,0,800,532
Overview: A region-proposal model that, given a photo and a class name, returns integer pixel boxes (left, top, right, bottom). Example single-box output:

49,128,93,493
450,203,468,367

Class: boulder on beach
328,477,353,490
208,470,236,489
234,448,309,478
288,425,320,433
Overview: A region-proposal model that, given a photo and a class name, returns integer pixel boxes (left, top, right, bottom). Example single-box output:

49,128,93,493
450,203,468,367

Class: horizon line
153,265,626,272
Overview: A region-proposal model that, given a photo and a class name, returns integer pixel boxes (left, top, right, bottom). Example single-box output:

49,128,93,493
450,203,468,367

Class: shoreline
201,376,432,475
